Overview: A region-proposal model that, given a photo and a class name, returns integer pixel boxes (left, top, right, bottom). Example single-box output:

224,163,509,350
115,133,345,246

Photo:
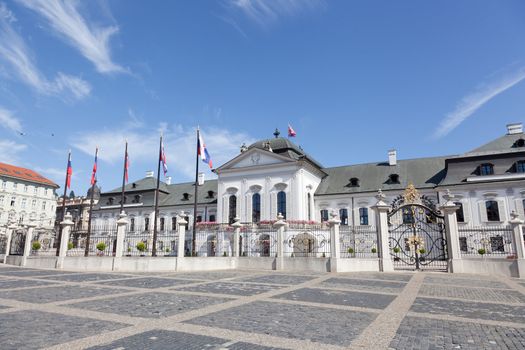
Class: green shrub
127,247,132,252
32,241,41,250
223,251,227,257
393,247,401,254
96,242,106,251
419,248,426,254
165,248,170,253
371,248,377,254
67,242,74,250
347,247,354,254
478,248,486,255
136,241,146,252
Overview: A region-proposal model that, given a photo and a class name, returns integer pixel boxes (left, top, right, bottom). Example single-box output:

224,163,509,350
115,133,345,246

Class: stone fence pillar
21,221,36,266
3,222,17,264
56,212,74,269
274,214,286,270
509,211,525,278
232,217,242,258
328,211,341,272
371,190,394,272
440,191,461,273
115,212,128,258
177,212,187,258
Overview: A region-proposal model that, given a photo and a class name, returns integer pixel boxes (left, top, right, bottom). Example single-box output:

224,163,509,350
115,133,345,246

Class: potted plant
478,248,486,256
165,247,171,254
223,251,227,257
96,242,106,256
32,241,41,254
371,247,377,254
67,241,74,250
393,247,401,253
136,241,147,256
347,247,354,255
126,247,132,256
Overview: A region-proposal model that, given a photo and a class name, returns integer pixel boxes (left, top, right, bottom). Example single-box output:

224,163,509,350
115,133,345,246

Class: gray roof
105,177,170,194
248,137,324,169
316,156,448,196
160,180,218,207
460,132,525,157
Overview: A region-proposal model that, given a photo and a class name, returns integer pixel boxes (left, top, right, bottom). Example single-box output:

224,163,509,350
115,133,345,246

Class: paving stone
185,300,376,346
67,292,233,318
0,310,127,350
273,287,396,309
423,275,511,289
175,281,284,296
0,269,73,277
389,316,525,350
321,277,406,293
419,284,525,303
234,274,317,285
168,271,254,280
0,278,57,289
0,285,123,303
337,272,413,282
96,277,202,289
87,329,284,350
411,297,525,323
41,273,136,282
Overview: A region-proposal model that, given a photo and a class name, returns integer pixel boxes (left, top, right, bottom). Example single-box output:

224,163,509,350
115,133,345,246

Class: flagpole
120,141,128,214
85,147,98,257
192,127,200,256
152,135,162,257
56,150,71,257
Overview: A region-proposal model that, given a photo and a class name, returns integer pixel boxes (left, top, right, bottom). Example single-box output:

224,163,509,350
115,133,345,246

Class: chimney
166,176,172,185
198,172,205,186
507,123,523,135
388,149,397,166
145,170,154,178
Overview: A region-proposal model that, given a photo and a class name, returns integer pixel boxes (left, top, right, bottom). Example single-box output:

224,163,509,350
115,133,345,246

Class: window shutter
461,202,471,223
514,199,525,220
478,201,488,223
497,200,506,222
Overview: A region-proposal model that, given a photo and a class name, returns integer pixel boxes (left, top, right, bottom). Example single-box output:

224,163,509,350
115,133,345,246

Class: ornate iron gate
388,185,448,271
10,230,26,256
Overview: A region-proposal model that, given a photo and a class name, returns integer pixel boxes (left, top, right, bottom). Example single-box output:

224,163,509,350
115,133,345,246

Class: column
177,212,187,258
328,211,341,272
21,221,36,266
509,211,525,278
440,190,461,273
115,212,128,258
56,212,74,269
232,217,242,257
371,190,393,272
274,214,286,270
3,222,17,264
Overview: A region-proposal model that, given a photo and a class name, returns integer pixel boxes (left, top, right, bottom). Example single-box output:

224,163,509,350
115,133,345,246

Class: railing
67,225,117,257
123,230,178,257
30,230,57,256
0,234,7,255
458,224,515,258
340,225,378,258
240,224,277,257
193,223,233,257
284,224,331,257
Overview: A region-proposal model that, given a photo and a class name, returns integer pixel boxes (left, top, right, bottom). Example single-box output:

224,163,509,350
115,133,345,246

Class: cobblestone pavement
0,266,524,350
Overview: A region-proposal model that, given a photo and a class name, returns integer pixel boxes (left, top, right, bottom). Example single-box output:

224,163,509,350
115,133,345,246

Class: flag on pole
160,138,168,176
124,147,130,183
66,152,73,189
288,124,297,137
197,131,213,169
90,148,98,185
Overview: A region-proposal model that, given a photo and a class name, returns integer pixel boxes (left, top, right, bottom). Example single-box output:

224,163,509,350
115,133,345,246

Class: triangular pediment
217,148,296,171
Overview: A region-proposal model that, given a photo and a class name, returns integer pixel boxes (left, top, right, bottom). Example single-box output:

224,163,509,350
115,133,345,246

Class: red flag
66,152,72,189
90,148,98,185
160,137,168,175
288,124,297,137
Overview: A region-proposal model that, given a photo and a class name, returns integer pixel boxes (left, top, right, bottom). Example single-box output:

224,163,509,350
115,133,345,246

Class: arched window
144,217,150,231
171,216,177,230
516,161,525,173
485,200,500,221
160,217,165,231
339,209,348,225
454,202,465,223
130,217,135,232
277,191,286,219
252,193,261,223
479,163,494,176
320,209,329,222
228,195,237,224
359,208,369,225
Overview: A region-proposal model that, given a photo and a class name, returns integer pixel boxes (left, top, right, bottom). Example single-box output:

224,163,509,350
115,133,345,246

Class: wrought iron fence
30,229,57,256
123,230,179,257
284,224,331,257
10,229,26,256
340,225,378,258
67,225,117,257
240,224,277,257
193,223,233,257
458,224,515,258
0,234,7,255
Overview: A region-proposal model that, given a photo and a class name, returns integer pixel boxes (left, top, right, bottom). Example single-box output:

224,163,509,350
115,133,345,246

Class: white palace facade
92,122,525,232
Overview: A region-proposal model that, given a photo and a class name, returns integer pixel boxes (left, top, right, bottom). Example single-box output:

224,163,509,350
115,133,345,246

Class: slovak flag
66,152,73,189
160,138,168,176
90,148,98,185
288,124,297,137
197,131,213,169
124,148,130,183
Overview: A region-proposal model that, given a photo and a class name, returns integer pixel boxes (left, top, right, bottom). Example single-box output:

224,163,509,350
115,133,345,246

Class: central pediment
216,148,296,171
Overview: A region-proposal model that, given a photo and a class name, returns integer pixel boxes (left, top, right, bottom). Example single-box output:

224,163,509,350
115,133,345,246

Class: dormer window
479,163,494,176
349,178,360,187
132,183,137,188
514,139,525,148
389,174,400,184
133,194,142,203
182,193,190,200
207,190,214,198
108,197,114,205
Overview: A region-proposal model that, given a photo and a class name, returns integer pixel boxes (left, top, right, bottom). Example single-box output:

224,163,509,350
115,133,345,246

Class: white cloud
71,121,254,180
434,66,525,138
0,140,27,163
226,0,323,25
0,6,91,100
0,2,16,22
0,106,22,133
18,0,124,74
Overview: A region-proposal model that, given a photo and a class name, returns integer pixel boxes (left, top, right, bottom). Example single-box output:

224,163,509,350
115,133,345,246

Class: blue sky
0,0,524,196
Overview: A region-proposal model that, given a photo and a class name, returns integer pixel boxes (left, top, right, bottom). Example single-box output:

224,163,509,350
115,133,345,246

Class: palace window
13,183,17,190
485,200,500,221
1,181,6,189
10,197,15,207
277,191,286,219
21,198,26,209
479,163,494,176
196,215,202,223
320,209,329,222
171,217,177,229
307,193,312,221
33,187,37,194
359,207,369,225
209,214,216,222
144,217,150,231
402,208,414,224
207,191,215,198
0,195,3,205
228,195,237,224
23,185,27,192
130,218,135,232
339,208,348,225
455,202,465,223
516,161,525,173
514,138,525,148
41,201,46,210
182,193,190,200
252,193,261,223
160,217,165,231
